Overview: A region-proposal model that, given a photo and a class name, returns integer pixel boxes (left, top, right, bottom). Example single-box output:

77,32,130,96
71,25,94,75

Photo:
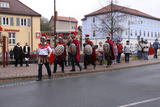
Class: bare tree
93,0,127,41
40,17,52,31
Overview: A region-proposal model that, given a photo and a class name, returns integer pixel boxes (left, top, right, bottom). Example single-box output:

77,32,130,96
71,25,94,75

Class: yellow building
0,0,41,52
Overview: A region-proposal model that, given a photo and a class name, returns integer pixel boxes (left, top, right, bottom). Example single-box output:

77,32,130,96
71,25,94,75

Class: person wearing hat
37,36,52,81
124,40,131,63
69,32,82,71
53,36,66,73
83,34,96,69
105,36,115,64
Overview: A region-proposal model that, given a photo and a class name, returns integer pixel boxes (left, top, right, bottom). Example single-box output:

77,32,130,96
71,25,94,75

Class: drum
84,45,93,55
103,43,110,53
54,45,64,56
69,43,77,55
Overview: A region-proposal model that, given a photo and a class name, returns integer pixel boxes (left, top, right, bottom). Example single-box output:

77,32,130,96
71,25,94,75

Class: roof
0,0,41,16
50,16,78,23
84,4,160,21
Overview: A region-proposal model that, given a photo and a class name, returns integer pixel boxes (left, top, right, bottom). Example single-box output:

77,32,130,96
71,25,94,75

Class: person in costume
83,34,96,69
105,36,115,64
53,36,66,73
37,36,52,81
69,32,82,72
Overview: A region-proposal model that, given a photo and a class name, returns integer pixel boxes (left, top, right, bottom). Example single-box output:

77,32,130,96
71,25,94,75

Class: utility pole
54,0,57,46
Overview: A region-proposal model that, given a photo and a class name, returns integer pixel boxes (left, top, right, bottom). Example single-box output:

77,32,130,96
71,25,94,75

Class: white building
50,16,78,33
82,4,160,48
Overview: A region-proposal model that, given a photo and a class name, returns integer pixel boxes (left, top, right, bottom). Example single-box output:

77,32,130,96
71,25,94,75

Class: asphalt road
1,64,160,107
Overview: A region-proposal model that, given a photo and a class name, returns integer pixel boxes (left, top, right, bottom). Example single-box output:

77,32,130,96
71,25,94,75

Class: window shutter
27,18,31,27
10,17,14,26
0,17,1,25
16,18,20,26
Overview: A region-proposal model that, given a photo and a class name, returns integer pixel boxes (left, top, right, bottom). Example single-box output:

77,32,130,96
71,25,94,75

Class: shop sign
0,26,20,32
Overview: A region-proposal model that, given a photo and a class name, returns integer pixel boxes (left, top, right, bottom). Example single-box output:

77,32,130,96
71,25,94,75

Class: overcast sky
19,0,160,25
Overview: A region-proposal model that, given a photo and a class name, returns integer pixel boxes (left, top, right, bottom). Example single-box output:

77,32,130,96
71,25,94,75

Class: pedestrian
143,39,149,60
153,39,160,59
69,32,82,72
97,41,104,65
83,34,96,69
136,41,143,60
116,40,123,63
13,42,23,67
37,36,52,81
140,38,145,59
124,40,131,63
53,36,66,73
9,49,14,59
23,43,30,67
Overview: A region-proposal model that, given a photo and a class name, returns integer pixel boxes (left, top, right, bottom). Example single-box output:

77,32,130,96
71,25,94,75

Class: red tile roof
0,0,41,16
51,16,78,23
85,4,160,20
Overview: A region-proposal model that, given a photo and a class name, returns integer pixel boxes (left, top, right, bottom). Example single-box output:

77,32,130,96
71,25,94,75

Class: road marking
118,97,160,107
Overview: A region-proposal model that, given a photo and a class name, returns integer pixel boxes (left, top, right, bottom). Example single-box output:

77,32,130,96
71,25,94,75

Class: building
82,4,160,48
0,0,41,52
49,16,78,33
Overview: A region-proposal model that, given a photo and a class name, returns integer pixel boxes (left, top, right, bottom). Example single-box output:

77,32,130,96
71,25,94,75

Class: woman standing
37,36,52,81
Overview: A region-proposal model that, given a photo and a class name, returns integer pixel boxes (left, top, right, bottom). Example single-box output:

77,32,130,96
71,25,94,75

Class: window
148,32,150,37
144,31,146,37
2,17,9,25
17,18,28,26
158,32,160,38
130,29,133,36
93,30,96,37
0,2,10,8
139,30,141,36
155,32,157,38
151,32,153,37
135,30,137,36
93,17,95,23
8,33,16,45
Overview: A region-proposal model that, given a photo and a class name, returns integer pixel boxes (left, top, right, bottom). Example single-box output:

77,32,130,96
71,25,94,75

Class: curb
0,61,160,82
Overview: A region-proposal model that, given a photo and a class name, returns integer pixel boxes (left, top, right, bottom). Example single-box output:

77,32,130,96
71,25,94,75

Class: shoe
79,66,82,71
70,69,75,72
36,79,42,81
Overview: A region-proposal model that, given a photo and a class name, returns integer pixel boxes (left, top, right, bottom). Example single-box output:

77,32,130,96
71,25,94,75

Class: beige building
49,16,78,33
0,0,41,52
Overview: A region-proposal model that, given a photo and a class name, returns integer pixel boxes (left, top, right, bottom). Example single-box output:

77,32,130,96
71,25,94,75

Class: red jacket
117,43,123,53
105,40,115,60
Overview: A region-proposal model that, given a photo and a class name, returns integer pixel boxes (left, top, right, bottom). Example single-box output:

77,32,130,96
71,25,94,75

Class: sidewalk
0,58,160,80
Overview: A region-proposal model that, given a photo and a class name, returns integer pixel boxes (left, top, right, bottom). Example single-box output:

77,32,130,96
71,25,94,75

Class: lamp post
54,0,57,46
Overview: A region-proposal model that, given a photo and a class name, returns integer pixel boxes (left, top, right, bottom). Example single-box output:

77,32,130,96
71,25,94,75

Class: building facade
0,0,41,52
82,4,160,48
49,16,78,33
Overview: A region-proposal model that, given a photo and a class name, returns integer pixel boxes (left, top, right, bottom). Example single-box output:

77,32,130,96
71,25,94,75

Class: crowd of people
10,32,160,81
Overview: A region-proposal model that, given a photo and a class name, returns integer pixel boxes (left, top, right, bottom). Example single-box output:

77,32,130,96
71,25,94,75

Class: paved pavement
0,57,160,80
0,64,160,107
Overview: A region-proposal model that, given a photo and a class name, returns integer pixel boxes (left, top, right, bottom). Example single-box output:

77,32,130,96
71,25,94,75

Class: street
0,64,160,107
